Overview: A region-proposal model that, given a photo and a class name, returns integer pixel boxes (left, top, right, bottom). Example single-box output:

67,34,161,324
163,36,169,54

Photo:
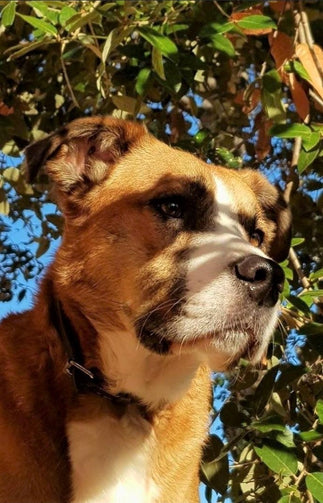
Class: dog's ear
24,117,147,190
238,169,292,262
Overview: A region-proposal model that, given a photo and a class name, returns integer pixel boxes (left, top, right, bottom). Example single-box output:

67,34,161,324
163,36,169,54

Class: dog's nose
235,254,284,307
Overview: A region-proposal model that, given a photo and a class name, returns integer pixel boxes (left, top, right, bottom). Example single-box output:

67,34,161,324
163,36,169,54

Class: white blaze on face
169,175,279,366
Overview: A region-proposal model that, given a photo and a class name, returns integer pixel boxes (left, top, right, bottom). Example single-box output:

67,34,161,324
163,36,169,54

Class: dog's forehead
99,136,259,215
108,136,214,190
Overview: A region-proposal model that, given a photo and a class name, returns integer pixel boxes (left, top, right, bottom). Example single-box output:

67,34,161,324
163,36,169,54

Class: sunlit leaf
135,68,151,96
59,6,77,26
269,123,312,139
297,146,320,173
262,69,286,123
254,442,298,476
139,27,178,62
16,13,57,35
27,1,58,24
209,34,235,57
1,1,16,27
298,429,323,442
302,132,321,151
236,15,276,32
152,46,165,80
306,473,323,503
316,400,323,424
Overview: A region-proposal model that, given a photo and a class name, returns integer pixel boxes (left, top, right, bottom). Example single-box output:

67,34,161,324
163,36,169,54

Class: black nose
235,254,285,307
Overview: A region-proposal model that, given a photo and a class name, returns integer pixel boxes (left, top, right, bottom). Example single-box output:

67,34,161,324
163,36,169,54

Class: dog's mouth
137,323,261,365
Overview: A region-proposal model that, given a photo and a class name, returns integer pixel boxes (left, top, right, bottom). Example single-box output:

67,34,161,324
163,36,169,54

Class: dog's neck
42,275,205,411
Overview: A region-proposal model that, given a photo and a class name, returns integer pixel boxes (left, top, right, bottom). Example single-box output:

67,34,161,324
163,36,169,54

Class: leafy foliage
0,1,322,502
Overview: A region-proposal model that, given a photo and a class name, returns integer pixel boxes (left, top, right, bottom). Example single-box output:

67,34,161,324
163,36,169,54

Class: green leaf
310,268,323,280
27,1,58,24
7,38,51,60
287,295,311,314
139,27,178,62
135,68,151,96
199,22,234,37
262,70,286,123
200,435,229,495
194,130,209,145
254,441,298,476
291,237,305,247
1,1,16,27
236,15,277,30
215,147,242,169
102,29,117,63
292,60,311,83
164,23,189,35
66,11,100,31
253,366,279,415
298,429,323,442
269,123,312,139
278,495,301,503
298,324,322,352
152,46,165,80
275,364,307,390
299,289,323,297
297,146,320,174
17,13,57,36
252,416,286,433
276,428,295,448
59,6,77,26
209,34,235,57
306,473,323,503
302,132,321,151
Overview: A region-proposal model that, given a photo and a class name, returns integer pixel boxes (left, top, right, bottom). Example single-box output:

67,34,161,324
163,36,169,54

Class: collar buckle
65,360,95,380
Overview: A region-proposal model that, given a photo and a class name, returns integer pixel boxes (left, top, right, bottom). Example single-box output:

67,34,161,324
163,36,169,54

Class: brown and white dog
0,117,291,503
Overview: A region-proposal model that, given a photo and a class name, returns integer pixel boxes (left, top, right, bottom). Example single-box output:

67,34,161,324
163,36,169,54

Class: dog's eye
250,229,264,247
152,197,184,219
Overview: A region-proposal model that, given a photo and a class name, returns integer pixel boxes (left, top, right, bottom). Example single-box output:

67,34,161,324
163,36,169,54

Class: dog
0,116,291,503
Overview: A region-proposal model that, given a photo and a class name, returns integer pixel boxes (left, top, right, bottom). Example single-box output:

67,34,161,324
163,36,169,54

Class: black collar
51,298,142,408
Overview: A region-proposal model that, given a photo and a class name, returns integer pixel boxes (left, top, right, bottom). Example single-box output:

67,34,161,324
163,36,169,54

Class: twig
289,248,311,290
213,0,230,18
299,0,314,45
294,11,306,43
60,41,80,109
309,89,323,109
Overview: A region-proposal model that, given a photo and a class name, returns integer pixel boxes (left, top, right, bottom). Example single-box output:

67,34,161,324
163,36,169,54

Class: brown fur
0,117,291,502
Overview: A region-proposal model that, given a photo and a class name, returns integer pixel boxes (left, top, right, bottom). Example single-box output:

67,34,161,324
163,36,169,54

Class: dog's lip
170,327,257,355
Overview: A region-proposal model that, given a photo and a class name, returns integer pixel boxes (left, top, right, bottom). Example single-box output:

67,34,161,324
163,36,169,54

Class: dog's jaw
95,325,204,408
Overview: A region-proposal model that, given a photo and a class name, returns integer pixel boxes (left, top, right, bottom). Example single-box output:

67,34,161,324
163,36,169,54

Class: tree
0,1,322,501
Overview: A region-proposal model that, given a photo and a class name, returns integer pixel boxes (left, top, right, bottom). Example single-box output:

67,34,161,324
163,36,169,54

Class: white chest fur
68,406,159,503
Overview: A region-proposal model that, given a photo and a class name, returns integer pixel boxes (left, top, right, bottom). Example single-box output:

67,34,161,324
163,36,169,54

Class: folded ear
24,117,147,191
239,169,292,262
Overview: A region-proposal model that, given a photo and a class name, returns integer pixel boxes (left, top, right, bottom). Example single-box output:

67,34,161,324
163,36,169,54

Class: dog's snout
235,254,284,307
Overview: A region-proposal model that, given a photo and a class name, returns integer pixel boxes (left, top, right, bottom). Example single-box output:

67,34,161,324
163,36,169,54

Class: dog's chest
68,408,158,503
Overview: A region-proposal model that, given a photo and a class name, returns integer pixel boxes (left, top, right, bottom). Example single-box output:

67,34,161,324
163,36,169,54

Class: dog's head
25,117,291,393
